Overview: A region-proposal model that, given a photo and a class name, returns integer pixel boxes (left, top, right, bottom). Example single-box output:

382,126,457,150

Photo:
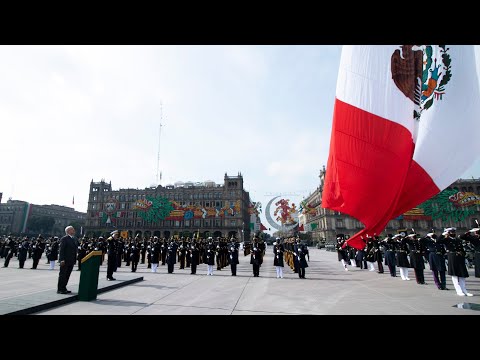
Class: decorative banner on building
304,223,318,232
132,196,243,224
101,212,118,224
299,200,317,216
137,196,174,223
407,188,480,222
448,191,480,207
132,199,153,210
248,201,262,215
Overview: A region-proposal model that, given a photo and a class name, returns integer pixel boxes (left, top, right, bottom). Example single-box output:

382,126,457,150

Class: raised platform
0,275,143,315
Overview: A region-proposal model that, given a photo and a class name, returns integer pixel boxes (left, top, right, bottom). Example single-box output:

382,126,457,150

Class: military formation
335,227,480,296
0,230,312,280
5,225,477,297
1,235,60,270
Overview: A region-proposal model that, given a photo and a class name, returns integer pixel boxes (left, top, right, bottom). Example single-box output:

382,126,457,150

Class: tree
27,216,55,234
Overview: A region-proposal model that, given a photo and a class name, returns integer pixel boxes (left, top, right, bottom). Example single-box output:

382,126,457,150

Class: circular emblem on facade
104,199,118,215
265,196,299,231
184,210,194,220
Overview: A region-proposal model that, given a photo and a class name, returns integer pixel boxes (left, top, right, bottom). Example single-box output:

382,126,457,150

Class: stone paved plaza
1,248,479,315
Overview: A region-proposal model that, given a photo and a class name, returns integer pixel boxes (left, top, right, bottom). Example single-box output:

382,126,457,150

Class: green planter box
78,251,102,301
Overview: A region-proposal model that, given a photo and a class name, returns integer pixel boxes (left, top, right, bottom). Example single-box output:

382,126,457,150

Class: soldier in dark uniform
178,241,187,269
185,238,192,268
48,237,59,270
381,234,397,277
347,242,357,267
161,239,167,265
422,232,447,290
18,237,29,269
116,238,124,268
166,241,175,274
145,238,152,269
365,235,376,271
106,230,118,281
292,238,300,273
77,239,87,271
355,238,367,269
130,239,140,272
396,233,411,280
45,238,52,264
31,237,44,269
228,238,239,276
373,235,384,273
151,238,161,273
190,242,199,275
141,237,147,264
28,238,33,259
205,238,216,275
296,243,308,279
215,238,222,271
125,239,132,267
250,238,262,277
406,233,427,285
336,234,350,271
97,237,106,265
2,236,15,267
460,227,480,278
273,239,284,278
440,227,472,296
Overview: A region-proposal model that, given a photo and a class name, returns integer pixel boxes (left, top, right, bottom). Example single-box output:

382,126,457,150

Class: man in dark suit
228,238,239,276
57,226,78,294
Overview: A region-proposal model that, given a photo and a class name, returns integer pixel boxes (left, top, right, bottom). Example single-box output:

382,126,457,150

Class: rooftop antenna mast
156,102,164,185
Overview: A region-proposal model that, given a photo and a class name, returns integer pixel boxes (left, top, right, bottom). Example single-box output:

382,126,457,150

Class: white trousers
151,263,158,273
368,262,375,271
49,261,55,270
451,276,469,295
399,267,410,280
459,277,468,294
207,265,214,275
340,259,349,271
276,266,283,278
350,259,356,266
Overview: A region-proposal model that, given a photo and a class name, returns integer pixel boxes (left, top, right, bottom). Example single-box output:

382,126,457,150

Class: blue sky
0,45,479,231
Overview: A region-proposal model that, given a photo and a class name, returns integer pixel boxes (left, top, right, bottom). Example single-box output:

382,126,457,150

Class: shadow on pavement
94,299,150,307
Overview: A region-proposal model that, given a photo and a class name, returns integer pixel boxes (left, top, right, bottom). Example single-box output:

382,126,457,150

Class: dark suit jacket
59,235,78,265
